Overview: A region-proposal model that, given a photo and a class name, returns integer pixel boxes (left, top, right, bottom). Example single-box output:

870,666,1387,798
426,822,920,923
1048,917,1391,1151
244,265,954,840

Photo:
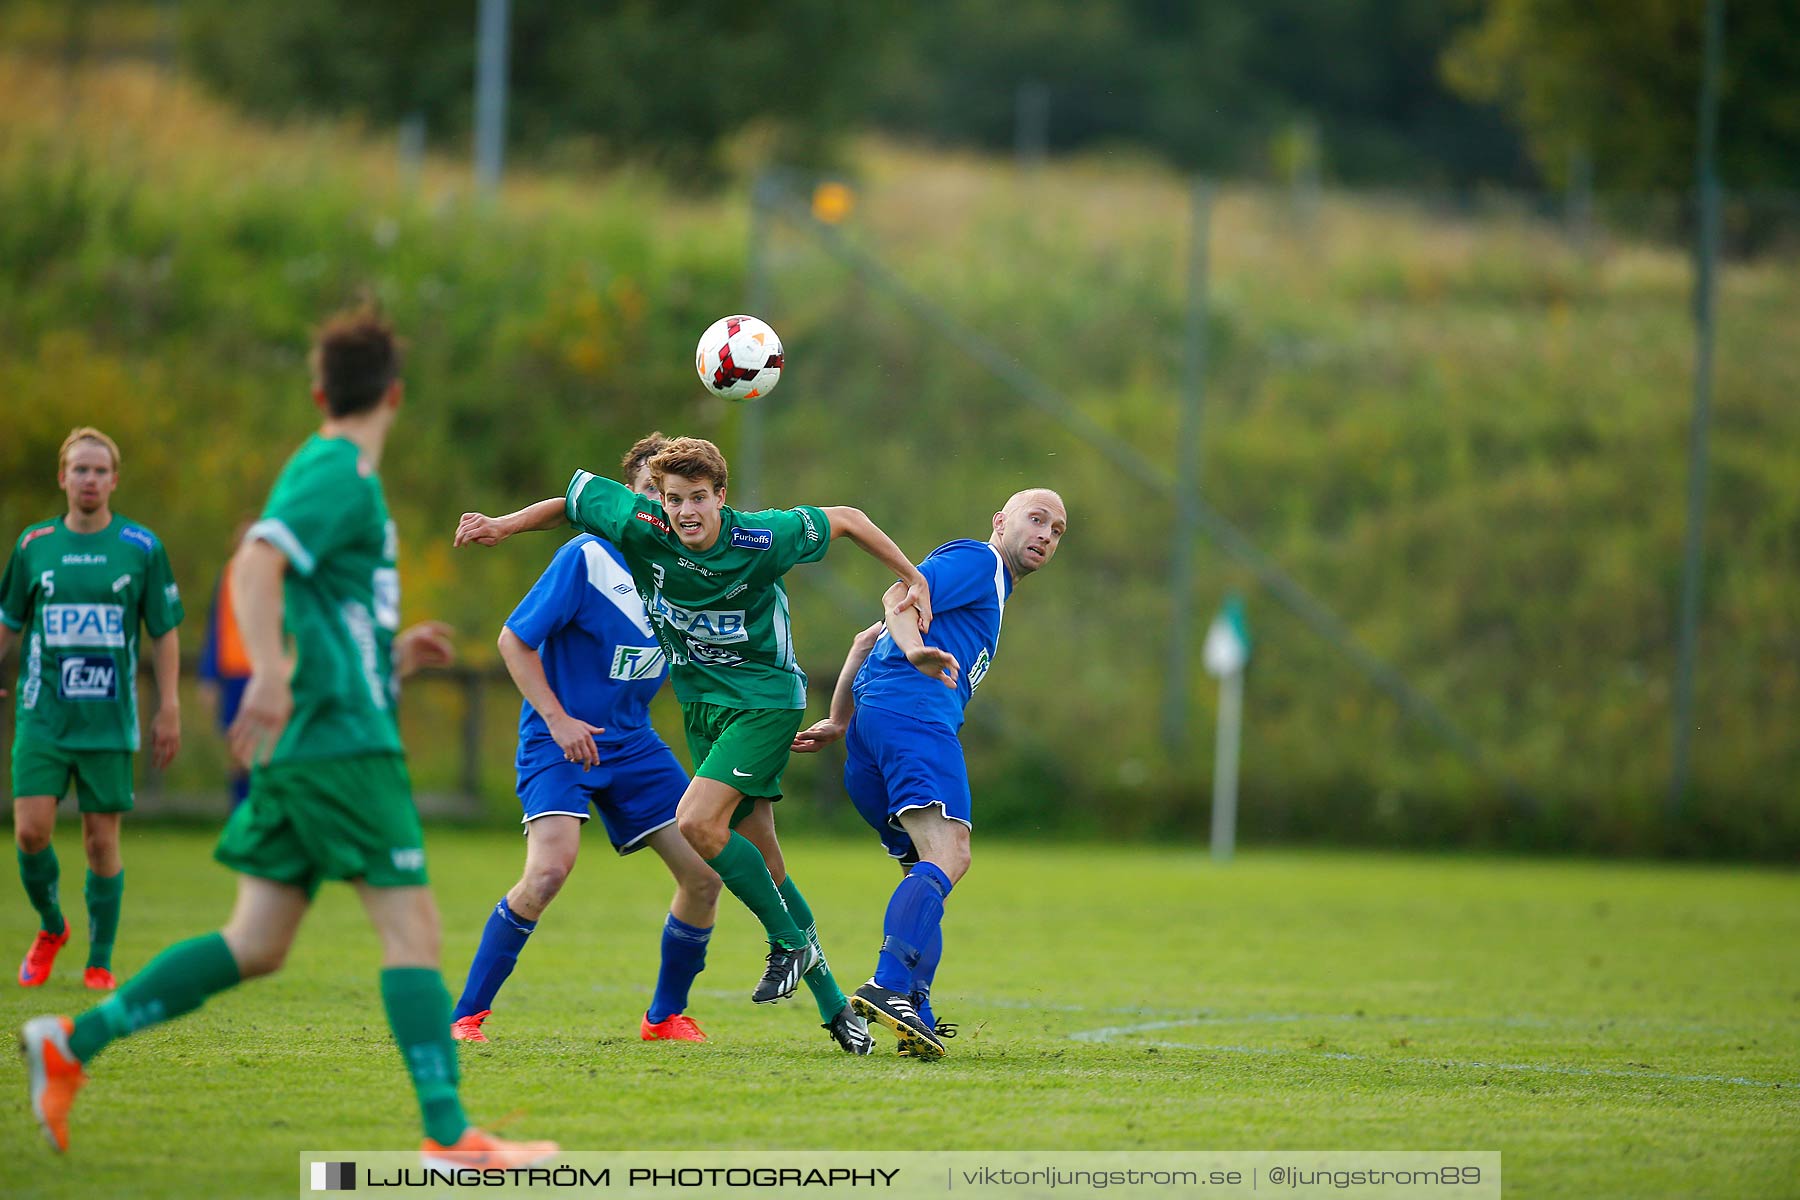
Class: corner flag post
1204,595,1251,862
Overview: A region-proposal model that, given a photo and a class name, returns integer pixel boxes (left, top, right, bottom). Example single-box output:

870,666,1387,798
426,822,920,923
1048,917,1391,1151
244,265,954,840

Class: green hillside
2,59,1795,855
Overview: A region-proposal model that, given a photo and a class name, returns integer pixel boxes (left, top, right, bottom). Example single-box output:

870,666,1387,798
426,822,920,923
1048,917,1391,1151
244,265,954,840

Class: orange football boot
420,1127,559,1171
18,928,69,988
640,1013,708,1042
449,1010,490,1043
20,1015,87,1153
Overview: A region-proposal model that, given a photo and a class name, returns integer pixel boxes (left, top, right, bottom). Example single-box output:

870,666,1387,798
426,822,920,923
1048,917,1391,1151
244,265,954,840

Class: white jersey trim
615,815,679,855
523,809,591,824
580,541,654,636
566,470,596,524
247,518,315,576
771,580,804,707
989,543,1007,649
891,800,974,834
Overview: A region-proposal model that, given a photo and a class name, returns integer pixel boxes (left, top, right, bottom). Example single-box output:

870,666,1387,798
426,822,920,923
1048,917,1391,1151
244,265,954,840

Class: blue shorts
843,706,972,863
515,732,689,855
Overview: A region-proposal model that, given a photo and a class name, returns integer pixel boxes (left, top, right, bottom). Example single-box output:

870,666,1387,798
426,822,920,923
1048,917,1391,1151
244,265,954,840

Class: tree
1444,0,1800,190
862,0,1527,185
179,0,889,175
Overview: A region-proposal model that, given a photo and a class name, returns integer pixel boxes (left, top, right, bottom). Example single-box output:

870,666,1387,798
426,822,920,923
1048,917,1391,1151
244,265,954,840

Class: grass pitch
1,828,1795,1198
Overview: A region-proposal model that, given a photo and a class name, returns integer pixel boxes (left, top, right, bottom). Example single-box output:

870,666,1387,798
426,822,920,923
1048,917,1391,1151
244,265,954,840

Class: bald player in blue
791,488,1068,1059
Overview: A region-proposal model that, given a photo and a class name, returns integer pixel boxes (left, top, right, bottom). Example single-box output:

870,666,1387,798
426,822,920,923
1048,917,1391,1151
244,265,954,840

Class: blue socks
454,900,713,1025
873,862,952,994
647,914,712,1024
453,899,536,1020
912,920,943,1030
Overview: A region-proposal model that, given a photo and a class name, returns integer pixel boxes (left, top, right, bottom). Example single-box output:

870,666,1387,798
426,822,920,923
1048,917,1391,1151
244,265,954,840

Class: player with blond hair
1,428,183,992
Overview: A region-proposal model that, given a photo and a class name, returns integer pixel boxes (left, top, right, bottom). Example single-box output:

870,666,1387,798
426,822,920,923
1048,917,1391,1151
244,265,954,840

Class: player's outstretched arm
792,621,883,753
820,507,934,632
455,497,567,548
227,538,294,767
148,629,182,770
881,581,959,689
497,627,605,769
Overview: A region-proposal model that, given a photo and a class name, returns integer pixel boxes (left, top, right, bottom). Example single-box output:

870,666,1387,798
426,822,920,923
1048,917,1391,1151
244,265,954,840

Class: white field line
1063,1012,1610,1036
1067,1020,1798,1089
605,984,1787,1079
643,986,1767,1038
985,999,1751,1036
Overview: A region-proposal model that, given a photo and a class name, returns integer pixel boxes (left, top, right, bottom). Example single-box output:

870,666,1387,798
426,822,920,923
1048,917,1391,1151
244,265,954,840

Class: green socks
69,932,241,1063
85,869,124,971
18,846,65,936
16,854,125,968
705,832,805,950
778,876,849,1021
15,853,125,967
381,967,468,1146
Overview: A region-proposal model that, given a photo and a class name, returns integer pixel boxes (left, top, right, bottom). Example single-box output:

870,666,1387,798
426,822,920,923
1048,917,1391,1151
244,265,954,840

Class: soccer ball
695,315,783,402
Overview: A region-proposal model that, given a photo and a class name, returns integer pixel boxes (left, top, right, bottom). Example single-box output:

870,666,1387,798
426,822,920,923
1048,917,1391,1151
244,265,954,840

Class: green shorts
214,754,428,897
11,737,134,813
682,702,805,804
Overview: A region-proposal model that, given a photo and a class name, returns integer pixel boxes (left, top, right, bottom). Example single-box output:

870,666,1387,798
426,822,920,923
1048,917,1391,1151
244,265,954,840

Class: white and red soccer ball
695,315,783,402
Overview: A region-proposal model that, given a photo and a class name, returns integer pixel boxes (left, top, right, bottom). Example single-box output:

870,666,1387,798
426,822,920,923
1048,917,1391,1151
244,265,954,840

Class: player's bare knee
223,932,287,979
82,833,119,871
924,844,970,885
678,813,726,859
682,870,723,910
379,920,440,967
15,825,51,855
521,860,570,910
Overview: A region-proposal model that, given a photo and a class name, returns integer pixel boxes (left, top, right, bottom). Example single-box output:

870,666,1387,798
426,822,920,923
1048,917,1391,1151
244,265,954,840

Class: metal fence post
1015,82,1050,172
473,0,510,196
1164,178,1211,753
460,667,484,805
739,173,773,508
1670,0,1727,816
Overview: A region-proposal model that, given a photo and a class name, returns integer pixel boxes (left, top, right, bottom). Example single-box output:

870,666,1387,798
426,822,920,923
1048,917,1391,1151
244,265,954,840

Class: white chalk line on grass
981,998,1744,1036
1066,1020,1798,1090
621,984,1794,1089
587,983,1793,1087
1062,1012,1595,1038
623,985,1767,1040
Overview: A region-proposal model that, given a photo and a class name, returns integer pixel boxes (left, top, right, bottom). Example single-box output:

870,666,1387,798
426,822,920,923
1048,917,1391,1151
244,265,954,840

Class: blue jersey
506,535,669,768
852,539,1012,732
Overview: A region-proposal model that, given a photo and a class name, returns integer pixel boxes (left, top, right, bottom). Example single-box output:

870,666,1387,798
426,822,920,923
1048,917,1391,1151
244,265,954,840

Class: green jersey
565,470,831,710
0,514,184,751
248,435,402,764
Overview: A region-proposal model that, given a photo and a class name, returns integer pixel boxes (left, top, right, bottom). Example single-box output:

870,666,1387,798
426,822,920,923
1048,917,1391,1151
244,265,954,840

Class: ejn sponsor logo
310,1161,355,1191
